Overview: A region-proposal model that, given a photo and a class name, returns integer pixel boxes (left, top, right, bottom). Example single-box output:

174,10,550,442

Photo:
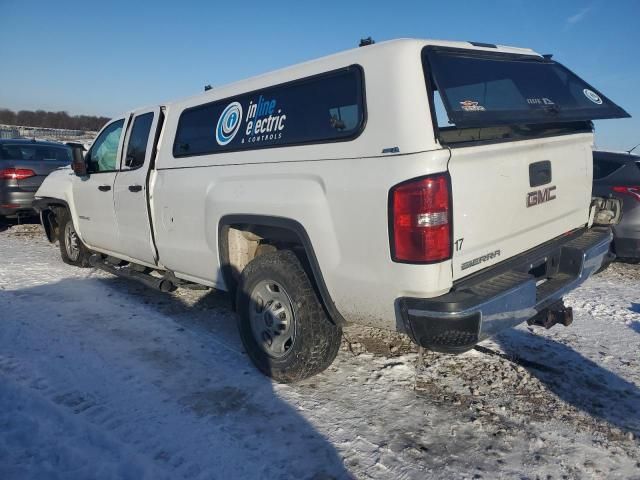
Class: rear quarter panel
152,150,452,329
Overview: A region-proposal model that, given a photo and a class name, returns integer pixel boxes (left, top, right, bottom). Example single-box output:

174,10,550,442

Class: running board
88,254,177,292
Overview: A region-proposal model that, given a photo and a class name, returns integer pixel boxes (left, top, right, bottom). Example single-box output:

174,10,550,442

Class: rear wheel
236,250,342,383
58,209,91,267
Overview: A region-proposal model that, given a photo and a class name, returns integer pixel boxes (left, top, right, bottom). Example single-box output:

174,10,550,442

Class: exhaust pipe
527,301,573,329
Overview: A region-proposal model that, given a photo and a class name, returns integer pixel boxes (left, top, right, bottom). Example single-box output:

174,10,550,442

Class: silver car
0,139,72,218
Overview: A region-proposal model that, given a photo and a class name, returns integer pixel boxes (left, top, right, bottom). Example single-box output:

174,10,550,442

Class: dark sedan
0,139,72,218
593,150,640,261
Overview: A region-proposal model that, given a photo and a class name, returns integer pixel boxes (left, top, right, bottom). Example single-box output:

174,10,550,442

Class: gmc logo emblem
527,186,557,207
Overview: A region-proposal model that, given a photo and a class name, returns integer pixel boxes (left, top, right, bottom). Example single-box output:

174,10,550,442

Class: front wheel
236,250,342,383
57,209,91,267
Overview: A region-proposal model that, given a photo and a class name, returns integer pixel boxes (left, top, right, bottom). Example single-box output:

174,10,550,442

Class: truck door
72,118,126,252
113,107,162,265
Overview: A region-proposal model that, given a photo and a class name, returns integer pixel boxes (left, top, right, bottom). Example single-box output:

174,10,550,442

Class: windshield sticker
459,100,486,112
527,98,555,106
583,89,603,105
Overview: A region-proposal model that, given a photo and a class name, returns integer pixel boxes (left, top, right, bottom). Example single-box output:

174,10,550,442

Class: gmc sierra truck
34,39,627,382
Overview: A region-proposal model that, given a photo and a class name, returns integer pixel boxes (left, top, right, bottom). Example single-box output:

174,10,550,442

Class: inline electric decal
216,102,243,145
243,95,287,144
215,95,287,147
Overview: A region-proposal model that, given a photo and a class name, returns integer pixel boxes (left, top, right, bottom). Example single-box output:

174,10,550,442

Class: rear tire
57,209,91,268
236,250,342,383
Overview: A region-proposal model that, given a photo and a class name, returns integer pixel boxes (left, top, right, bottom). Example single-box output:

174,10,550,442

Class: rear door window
124,113,154,169
173,66,365,157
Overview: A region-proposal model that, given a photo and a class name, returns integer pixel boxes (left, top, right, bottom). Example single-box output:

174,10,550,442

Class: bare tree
0,107,110,131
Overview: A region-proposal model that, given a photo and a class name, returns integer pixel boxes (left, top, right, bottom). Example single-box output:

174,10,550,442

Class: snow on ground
0,223,639,479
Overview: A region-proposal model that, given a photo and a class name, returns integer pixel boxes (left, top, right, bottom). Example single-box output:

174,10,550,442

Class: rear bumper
0,189,36,216
398,228,612,353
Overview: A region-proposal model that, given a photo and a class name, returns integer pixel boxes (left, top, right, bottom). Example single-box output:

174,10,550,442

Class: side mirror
71,146,87,176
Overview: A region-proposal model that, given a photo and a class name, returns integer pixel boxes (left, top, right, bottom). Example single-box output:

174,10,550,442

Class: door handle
98,185,111,192
128,184,143,192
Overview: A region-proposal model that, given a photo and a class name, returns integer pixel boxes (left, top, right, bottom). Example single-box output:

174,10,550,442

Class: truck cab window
87,119,124,173
124,113,154,169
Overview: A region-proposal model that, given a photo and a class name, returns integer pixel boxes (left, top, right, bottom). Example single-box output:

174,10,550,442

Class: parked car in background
0,139,72,218
64,141,86,151
593,150,640,262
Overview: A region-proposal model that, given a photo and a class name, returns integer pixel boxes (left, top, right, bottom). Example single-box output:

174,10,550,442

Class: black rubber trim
399,302,481,353
144,108,165,264
32,197,71,243
218,214,346,325
32,197,69,212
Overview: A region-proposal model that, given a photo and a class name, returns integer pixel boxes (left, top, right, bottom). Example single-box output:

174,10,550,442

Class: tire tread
236,250,341,383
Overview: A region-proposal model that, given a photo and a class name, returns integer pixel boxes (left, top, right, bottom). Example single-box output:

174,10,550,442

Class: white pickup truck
35,39,627,382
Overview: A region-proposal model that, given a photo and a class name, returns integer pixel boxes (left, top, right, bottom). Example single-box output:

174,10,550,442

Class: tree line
0,108,110,132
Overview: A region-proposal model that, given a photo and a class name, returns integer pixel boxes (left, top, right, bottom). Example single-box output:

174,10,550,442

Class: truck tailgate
448,133,592,280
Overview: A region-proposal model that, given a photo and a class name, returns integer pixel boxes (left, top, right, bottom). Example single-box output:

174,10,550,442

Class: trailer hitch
527,301,573,329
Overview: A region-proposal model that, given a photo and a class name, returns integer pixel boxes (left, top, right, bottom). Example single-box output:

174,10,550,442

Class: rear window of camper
173,66,365,157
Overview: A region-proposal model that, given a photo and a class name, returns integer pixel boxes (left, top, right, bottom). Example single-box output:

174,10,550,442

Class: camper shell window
173,66,365,157
423,47,629,146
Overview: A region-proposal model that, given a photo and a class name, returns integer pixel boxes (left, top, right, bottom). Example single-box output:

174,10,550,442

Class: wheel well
221,223,305,287
39,203,68,243
218,215,345,325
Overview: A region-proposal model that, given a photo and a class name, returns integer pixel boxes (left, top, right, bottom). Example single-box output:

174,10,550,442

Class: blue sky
1,0,638,150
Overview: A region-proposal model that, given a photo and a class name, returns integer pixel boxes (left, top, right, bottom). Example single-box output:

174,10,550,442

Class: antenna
627,143,640,155
204,84,213,92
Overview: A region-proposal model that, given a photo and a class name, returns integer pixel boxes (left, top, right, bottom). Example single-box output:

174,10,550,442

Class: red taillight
390,173,451,263
612,186,640,202
0,168,36,180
